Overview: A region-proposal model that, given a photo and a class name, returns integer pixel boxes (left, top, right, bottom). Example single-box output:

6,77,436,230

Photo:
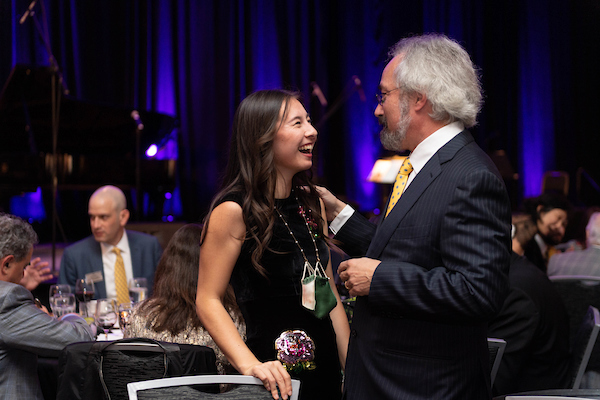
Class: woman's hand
314,186,347,222
244,361,292,400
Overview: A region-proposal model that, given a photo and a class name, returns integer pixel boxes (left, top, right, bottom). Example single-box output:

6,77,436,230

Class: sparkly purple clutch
275,330,316,373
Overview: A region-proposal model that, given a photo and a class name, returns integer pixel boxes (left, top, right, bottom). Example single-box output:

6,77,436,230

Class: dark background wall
1,0,600,242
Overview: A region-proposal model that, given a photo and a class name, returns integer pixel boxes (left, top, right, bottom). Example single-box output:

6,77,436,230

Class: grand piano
0,65,177,240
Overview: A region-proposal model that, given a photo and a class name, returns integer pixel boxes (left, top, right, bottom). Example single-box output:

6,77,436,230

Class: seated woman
125,224,245,374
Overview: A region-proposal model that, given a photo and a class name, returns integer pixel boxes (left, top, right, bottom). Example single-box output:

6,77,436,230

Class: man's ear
119,209,130,227
413,92,428,111
0,255,14,274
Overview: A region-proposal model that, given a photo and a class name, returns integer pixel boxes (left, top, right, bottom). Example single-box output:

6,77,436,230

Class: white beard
379,97,411,152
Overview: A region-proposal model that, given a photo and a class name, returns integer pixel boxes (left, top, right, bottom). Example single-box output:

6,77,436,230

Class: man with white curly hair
320,34,512,399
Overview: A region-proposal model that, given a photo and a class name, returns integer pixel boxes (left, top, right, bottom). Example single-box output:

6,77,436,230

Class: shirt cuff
329,205,355,235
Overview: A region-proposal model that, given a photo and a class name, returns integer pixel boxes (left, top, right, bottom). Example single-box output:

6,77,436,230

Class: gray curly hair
0,213,38,261
587,212,600,247
389,33,483,128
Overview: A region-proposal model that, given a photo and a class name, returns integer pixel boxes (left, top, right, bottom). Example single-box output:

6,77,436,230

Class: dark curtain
2,0,600,241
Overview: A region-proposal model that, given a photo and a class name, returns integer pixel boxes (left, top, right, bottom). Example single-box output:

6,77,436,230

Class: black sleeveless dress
226,193,343,400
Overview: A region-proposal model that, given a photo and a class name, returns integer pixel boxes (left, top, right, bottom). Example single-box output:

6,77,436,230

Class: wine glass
75,279,95,318
49,284,71,298
95,299,118,340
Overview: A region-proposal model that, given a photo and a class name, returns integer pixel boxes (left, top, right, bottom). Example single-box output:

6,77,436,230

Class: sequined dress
226,193,343,400
126,303,246,375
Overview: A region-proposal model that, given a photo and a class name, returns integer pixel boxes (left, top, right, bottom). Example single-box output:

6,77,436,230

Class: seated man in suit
58,185,162,303
547,211,600,277
488,214,571,395
0,213,94,400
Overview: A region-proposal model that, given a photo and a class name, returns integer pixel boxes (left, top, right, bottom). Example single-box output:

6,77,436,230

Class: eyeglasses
375,88,400,105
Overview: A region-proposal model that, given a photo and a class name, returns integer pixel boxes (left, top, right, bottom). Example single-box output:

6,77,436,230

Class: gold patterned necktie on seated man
385,157,413,217
112,247,131,304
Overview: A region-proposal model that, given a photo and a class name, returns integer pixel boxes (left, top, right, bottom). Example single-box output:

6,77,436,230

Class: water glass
51,293,76,318
128,278,148,303
118,302,134,334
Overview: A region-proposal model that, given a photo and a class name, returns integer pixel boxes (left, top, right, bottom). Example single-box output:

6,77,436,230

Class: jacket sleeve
369,168,511,322
0,284,94,357
333,212,377,257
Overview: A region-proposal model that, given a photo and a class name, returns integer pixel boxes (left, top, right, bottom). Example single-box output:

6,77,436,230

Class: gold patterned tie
385,157,413,217
112,247,130,304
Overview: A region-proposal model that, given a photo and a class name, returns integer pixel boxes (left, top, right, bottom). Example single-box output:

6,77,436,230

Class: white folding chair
506,397,595,400
127,375,301,400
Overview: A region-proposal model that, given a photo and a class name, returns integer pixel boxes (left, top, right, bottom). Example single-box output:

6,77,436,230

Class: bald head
88,186,130,246
90,185,127,212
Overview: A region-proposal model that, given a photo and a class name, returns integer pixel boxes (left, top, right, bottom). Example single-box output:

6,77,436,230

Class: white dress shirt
100,230,134,300
330,121,465,233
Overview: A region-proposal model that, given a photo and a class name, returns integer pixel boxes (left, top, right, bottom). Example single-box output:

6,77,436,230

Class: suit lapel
90,240,107,299
367,131,474,259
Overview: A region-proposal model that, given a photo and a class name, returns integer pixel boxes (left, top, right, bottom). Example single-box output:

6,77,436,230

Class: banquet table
38,328,124,400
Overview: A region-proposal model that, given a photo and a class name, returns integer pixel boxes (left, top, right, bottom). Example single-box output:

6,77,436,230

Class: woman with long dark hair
126,224,245,375
196,90,349,400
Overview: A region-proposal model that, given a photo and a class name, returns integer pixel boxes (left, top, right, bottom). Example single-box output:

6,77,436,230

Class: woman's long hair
201,89,324,277
139,224,238,335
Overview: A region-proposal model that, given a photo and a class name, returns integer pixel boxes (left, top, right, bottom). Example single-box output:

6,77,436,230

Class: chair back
127,375,302,400
570,306,600,389
542,170,569,196
489,338,507,386
549,276,600,349
98,339,182,399
57,338,217,400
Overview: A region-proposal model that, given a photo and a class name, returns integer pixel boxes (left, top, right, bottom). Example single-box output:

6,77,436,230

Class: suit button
350,329,357,338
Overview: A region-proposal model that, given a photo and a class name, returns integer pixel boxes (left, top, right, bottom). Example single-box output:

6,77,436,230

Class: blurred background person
548,212,600,277
511,214,539,257
0,213,94,400
488,213,571,396
125,224,245,376
522,193,571,272
58,185,162,301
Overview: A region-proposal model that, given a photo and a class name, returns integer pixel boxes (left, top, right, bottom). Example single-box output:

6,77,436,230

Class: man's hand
37,302,52,316
338,257,380,297
314,186,348,222
20,257,53,291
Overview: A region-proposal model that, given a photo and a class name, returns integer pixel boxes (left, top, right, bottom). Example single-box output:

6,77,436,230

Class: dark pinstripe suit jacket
336,131,512,400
